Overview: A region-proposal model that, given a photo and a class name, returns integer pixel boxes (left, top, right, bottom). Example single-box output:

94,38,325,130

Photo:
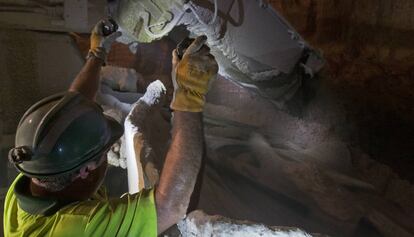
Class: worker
3,19,218,236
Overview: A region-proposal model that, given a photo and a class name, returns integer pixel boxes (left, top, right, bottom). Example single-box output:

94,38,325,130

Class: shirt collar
14,175,76,216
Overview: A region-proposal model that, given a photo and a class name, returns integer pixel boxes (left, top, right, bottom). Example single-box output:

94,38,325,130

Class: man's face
85,153,109,194
70,152,109,197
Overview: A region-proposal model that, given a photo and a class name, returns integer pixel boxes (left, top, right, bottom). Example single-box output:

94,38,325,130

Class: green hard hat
8,92,123,178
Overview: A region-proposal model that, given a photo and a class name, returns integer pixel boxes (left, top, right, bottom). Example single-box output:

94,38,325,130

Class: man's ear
79,166,90,179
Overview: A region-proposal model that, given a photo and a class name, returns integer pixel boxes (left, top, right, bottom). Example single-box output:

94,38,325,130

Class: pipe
0,0,37,5
0,6,46,14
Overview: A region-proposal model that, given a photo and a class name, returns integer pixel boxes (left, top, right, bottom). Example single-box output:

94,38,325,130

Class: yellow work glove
88,19,122,63
170,35,218,112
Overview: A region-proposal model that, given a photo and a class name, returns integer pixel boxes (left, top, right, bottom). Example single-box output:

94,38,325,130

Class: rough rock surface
70,5,414,236
269,0,414,182
177,210,317,237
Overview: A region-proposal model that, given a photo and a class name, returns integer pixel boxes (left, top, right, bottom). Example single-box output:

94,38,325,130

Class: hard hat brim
12,92,125,179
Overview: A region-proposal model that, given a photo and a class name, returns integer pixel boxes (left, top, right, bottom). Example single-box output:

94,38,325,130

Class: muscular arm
155,111,204,234
68,56,104,100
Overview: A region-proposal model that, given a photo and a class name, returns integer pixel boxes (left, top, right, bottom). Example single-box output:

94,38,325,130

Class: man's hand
170,35,218,112
88,19,122,63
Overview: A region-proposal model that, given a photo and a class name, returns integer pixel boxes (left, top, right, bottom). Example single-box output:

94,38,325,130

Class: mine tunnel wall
270,0,414,182
271,0,414,61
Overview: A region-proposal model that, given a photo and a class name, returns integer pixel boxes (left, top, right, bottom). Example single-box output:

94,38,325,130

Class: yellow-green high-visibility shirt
3,174,157,237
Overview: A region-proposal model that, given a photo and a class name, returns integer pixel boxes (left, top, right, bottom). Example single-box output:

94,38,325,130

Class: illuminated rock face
80,2,414,233
98,9,414,233
113,0,324,107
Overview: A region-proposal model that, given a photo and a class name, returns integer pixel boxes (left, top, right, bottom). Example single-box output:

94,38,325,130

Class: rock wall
0,29,84,237
270,0,414,59
177,210,320,237
269,0,414,182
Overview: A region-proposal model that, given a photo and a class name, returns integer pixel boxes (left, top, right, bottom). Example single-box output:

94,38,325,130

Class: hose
0,6,46,14
143,10,186,39
142,0,218,39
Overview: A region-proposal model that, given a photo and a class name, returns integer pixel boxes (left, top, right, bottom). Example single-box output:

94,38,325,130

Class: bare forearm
156,111,204,233
69,56,104,100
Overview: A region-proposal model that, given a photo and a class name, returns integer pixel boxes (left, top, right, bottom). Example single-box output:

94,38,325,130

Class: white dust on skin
139,80,166,106
100,65,166,171
124,80,166,193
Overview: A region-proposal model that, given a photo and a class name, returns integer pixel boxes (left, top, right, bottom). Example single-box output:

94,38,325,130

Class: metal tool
102,18,119,36
176,37,195,59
